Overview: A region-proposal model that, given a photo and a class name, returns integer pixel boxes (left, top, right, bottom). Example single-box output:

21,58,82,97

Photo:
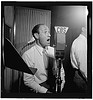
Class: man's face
38,25,51,48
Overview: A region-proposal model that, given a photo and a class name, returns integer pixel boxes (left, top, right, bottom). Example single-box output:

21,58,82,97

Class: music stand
4,38,37,93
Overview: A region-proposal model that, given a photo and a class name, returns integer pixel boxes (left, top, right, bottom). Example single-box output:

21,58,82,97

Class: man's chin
45,44,50,48
47,43,50,46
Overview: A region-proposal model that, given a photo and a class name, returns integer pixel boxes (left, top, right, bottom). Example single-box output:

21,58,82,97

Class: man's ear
34,33,39,39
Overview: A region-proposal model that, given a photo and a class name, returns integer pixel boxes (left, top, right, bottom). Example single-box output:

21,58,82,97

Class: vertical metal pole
55,58,62,93
2,17,5,94
11,6,15,93
13,6,21,93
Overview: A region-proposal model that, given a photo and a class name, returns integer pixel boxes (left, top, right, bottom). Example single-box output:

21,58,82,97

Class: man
70,27,87,92
22,24,65,93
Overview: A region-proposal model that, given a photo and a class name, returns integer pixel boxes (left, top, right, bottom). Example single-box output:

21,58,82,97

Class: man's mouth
47,39,50,41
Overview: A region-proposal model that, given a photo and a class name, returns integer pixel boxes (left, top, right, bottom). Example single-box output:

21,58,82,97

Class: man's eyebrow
44,28,49,31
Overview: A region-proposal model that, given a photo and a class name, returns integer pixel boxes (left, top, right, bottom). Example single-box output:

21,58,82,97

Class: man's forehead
39,25,49,30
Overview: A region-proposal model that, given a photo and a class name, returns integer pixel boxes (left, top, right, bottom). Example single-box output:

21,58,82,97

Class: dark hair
32,24,44,39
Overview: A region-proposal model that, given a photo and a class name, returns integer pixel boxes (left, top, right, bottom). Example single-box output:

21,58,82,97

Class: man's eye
45,31,47,34
45,31,49,34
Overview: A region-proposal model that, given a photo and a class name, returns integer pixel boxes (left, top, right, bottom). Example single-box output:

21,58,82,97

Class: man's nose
48,33,51,37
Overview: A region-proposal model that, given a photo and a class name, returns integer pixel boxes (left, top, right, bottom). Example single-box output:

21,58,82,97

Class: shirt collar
81,27,87,39
35,44,44,56
80,34,87,40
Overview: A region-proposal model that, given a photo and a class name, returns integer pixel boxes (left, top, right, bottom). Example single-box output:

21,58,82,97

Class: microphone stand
55,50,65,93
55,58,62,93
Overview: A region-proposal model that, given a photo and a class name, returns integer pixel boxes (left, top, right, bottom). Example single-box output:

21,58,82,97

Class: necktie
43,49,48,69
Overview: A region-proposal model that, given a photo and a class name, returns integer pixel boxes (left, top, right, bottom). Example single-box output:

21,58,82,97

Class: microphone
54,26,69,59
54,26,69,93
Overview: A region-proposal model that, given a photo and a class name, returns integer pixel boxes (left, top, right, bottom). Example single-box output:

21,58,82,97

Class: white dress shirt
22,44,48,93
70,34,87,79
22,44,65,93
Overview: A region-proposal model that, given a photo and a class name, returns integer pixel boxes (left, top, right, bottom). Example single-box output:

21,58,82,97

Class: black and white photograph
1,1,92,98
